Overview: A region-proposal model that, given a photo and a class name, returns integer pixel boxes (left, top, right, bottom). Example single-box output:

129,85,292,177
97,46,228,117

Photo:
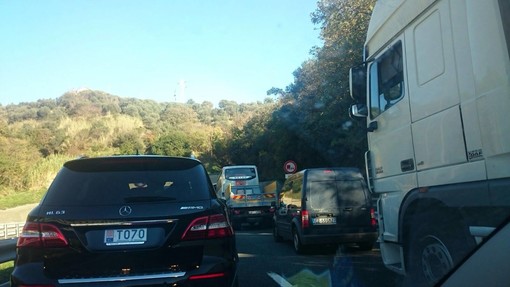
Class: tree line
0,0,375,201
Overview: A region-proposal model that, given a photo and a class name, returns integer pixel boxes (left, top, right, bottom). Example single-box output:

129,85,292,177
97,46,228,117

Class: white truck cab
349,0,510,285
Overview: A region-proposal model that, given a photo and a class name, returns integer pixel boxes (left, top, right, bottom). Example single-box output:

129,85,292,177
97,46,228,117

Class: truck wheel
407,215,475,286
293,229,306,254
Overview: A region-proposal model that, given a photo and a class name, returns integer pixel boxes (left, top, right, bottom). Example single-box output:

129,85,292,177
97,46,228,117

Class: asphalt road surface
236,225,400,287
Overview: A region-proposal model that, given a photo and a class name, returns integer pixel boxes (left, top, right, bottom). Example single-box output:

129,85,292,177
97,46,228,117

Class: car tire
292,229,306,254
357,241,373,251
407,213,475,287
273,222,283,242
232,275,239,287
232,221,241,230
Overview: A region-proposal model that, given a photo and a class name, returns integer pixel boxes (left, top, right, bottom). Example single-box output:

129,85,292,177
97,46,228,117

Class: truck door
405,4,468,185
366,39,417,242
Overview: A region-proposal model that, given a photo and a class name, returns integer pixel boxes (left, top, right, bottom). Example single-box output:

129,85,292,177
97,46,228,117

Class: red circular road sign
283,160,297,174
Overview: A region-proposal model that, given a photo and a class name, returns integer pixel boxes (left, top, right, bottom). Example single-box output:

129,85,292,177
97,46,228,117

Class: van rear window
308,180,366,209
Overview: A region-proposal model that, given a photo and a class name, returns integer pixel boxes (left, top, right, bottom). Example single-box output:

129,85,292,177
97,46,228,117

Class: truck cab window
369,41,404,119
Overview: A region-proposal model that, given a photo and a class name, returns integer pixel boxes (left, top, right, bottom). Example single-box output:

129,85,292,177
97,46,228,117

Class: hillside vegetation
0,0,374,209
0,91,273,204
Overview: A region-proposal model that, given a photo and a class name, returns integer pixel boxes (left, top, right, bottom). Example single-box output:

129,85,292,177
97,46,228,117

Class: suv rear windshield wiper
123,196,177,203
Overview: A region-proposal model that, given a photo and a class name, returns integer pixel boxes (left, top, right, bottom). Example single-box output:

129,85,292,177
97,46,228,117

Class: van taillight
182,214,233,240
17,222,69,248
370,208,377,227
301,210,309,229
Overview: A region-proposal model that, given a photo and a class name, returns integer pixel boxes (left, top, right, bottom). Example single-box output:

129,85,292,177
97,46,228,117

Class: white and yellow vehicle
216,165,260,199
225,184,276,228
216,165,275,228
349,0,510,285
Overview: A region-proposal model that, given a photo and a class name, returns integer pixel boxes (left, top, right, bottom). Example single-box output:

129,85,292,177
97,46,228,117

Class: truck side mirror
350,65,367,103
349,104,368,118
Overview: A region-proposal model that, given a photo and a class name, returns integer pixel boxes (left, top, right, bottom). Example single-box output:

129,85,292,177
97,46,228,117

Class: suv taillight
181,214,233,241
17,222,69,248
301,210,309,229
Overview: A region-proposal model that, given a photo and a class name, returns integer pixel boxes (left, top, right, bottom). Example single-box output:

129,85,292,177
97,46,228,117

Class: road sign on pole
283,160,297,174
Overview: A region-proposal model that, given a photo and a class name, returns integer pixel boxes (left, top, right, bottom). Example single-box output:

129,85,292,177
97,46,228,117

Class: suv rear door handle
343,207,353,211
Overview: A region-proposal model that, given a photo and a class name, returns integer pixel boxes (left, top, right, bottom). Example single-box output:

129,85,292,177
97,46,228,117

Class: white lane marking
267,272,293,287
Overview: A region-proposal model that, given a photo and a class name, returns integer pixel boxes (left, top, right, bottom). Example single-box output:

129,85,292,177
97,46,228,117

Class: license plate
312,217,337,225
248,210,262,215
104,228,147,246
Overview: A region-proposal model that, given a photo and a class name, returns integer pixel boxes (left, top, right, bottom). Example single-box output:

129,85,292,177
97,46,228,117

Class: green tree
0,137,40,192
150,130,192,157
263,0,374,171
113,131,146,155
159,103,199,128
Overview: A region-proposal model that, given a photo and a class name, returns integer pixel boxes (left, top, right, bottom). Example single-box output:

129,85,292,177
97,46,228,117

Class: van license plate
248,210,262,215
104,228,147,246
312,217,336,225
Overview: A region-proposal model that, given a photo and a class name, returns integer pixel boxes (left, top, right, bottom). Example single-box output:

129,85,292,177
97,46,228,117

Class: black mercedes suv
11,156,238,287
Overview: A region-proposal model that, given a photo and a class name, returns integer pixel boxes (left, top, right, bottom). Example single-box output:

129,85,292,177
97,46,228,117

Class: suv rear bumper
11,257,237,287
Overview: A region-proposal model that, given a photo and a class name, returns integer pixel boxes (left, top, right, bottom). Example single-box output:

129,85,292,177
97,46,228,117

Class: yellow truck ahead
225,184,276,228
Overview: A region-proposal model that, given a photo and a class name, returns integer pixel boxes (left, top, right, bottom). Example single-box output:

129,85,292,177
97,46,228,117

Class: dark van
273,167,377,253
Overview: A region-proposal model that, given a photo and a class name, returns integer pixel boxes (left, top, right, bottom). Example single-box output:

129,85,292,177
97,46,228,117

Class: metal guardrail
0,222,23,265
0,222,24,286
0,223,24,241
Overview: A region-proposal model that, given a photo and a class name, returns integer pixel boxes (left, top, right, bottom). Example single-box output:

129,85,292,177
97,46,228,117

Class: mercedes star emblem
119,206,132,216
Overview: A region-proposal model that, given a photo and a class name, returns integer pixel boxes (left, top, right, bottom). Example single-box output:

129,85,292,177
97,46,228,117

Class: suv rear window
308,180,367,210
43,157,212,206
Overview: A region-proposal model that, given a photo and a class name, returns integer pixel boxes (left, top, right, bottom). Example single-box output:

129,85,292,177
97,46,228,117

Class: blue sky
0,1,322,106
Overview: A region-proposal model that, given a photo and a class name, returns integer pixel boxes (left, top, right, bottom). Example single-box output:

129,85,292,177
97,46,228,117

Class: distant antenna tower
178,80,186,101
173,80,186,102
